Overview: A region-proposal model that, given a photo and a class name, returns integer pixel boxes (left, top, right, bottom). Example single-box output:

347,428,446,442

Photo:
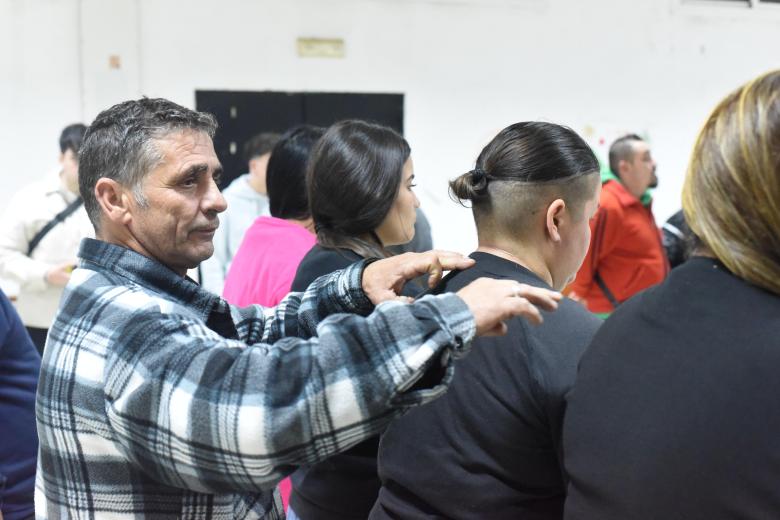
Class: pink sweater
222,216,316,307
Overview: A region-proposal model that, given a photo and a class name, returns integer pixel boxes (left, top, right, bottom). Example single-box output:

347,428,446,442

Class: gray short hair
78,97,217,229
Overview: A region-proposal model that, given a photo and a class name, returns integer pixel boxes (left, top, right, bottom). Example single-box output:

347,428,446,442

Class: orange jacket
569,179,669,314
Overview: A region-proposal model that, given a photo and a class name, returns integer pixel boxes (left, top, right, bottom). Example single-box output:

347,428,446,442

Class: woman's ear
94,178,134,226
546,198,566,243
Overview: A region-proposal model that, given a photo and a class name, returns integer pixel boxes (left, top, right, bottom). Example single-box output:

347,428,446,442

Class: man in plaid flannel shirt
35,98,560,519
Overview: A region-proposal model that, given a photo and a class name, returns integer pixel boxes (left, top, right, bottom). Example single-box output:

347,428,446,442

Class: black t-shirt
563,257,780,519
370,252,601,520
289,245,421,520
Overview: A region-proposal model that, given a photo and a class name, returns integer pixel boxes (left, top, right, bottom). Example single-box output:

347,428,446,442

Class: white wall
2,0,779,253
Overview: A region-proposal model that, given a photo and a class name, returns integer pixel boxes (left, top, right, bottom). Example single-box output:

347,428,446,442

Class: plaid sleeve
103,290,474,494
231,260,374,344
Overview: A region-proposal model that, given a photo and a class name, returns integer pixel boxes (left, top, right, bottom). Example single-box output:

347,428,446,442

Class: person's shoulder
300,246,357,271
292,246,358,291
68,265,173,319
223,175,266,203
220,175,249,202
5,178,54,209
556,297,603,334
599,181,628,210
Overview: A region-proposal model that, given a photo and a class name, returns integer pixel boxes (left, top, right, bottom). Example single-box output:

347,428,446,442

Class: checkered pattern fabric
35,238,475,519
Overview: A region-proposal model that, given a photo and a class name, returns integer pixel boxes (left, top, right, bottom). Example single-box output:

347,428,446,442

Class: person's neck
96,229,187,277
59,172,79,196
287,217,315,234
246,174,266,195
476,239,553,287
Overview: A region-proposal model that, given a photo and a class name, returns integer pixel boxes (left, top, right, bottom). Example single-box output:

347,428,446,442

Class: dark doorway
195,91,404,188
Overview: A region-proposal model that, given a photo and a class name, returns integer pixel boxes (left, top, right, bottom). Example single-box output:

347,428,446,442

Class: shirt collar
601,168,653,206
77,238,226,325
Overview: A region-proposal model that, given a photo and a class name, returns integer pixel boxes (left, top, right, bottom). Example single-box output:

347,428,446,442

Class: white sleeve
0,191,50,292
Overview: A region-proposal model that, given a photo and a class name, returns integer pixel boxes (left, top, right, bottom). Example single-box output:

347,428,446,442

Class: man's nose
204,178,227,214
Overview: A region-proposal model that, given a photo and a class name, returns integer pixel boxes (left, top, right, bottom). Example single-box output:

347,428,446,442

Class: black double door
195,90,404,188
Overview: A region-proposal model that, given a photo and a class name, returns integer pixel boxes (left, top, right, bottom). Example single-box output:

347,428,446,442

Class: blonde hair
682,69,780,295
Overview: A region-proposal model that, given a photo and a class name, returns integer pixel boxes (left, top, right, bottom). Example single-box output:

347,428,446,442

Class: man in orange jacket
569,134,669,318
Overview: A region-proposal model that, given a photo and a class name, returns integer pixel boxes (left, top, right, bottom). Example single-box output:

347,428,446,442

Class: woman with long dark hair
288,119,421,520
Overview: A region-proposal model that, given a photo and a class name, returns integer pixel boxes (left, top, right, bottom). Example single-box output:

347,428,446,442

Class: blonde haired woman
563,69,780,518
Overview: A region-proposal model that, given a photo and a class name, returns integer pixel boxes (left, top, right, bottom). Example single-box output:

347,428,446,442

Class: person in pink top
223,125,322,307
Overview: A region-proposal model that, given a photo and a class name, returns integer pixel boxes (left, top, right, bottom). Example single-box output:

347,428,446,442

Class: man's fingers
430,250,475,271
514,284,561,312
421,254,444,288
421,250,474,288
481,321,508,337
511,298,544,326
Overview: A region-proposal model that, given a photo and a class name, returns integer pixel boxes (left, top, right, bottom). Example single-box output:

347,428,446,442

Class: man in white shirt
0,124,94,353
200,132,279,294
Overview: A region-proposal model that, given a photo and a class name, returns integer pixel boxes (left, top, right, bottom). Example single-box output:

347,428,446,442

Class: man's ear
248,157,260,175
618,158,631,178
94,178,133,226
546,198,566,243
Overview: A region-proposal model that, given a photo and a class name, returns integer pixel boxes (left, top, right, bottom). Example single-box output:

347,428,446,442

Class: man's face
555,175,601,290
375,158,420,246
621,141,657,198
128,130,226,275
60,149,80,194
248,152,271,195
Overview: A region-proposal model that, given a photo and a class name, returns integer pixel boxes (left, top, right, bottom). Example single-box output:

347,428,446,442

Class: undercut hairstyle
243,132,280,163
78,97,217,230
608,133,643,177
449,122,600,238
266,125,324,220
307,120,410,259
683,69,780,296
59,123,87,155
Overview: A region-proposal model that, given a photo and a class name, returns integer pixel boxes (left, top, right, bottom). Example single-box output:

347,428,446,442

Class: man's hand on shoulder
362,250,475,305
457,278,561,336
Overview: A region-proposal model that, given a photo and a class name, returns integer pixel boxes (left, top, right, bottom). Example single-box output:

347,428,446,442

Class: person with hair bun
287,119,423,520
563,70,780,519
371,121,603,520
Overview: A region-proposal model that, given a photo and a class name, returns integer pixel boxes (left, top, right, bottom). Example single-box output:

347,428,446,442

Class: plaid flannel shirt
35,239,475,519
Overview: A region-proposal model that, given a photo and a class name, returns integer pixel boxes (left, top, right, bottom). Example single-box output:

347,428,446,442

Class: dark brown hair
449,121,599,232
266,125,324,220
307,120,410,258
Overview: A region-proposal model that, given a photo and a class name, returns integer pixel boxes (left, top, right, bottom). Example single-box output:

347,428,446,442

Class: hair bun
470,167,489,192
449,168,489,205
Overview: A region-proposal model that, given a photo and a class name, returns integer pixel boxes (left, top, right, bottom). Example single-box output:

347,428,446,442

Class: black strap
27,197,84,256
594,271,621,309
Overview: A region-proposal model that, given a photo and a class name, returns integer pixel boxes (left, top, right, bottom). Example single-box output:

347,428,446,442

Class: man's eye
182,177,197,187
